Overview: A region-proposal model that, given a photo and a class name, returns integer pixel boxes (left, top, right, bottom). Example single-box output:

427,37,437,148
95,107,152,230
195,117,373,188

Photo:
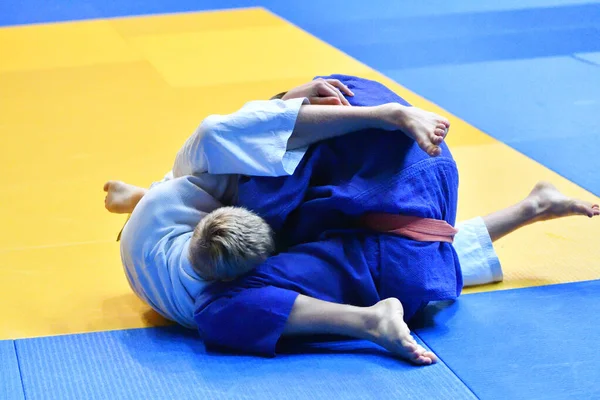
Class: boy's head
188,206,275,281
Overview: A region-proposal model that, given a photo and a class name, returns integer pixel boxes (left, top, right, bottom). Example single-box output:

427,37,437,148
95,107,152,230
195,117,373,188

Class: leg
104,171,174,214
195,239,438,365
482,181,599,242
389,104,450,157
456,181,599,287
284,295,437,365
103,181,147,214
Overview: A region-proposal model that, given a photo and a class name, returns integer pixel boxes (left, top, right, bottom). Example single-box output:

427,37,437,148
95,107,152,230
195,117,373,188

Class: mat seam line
413,332,480,400
571,54,600,68
12,340,27,400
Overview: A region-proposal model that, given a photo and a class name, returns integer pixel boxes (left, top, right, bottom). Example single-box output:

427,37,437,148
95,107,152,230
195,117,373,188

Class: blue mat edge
12,325,479,399
412,279,600,400
11,280,600,400
413,331,480,399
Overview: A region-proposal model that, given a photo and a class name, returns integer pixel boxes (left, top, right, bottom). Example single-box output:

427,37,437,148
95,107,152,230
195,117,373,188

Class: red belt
362,213,458,243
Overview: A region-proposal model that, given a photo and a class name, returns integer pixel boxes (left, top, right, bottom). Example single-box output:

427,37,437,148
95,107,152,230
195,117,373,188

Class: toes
412,357,425,365
409,346,438,365
412,354,433,365
428,146,442,157
423,351,438,363
432,135,444,145
439,119,450,129
402,341,418,352
584,207,595,218
434,127,446,137
587,205,600,217
573,202,598,217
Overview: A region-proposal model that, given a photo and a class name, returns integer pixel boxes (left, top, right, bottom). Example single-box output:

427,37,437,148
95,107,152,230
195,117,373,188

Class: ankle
131,188,148,206
374,103,410,132
360,305,384,341
515,197,552,228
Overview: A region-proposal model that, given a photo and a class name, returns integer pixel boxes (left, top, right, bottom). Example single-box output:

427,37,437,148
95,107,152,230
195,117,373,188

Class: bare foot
379,104,450,157
103,180,147,214
526,181,600,222
367,298,438,365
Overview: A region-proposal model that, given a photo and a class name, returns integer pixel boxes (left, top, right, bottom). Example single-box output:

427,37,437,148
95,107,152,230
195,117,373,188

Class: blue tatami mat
3,0,597,27
15,326,476,400
0,340,25,400
413,279,600,400
369,4,600,196
384,53,600,196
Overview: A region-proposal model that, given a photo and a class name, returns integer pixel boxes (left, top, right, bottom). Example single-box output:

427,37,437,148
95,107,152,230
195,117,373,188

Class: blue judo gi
194,75,462,356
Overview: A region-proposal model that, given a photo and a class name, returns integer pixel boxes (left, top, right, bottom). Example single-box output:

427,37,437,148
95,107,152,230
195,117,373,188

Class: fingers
325,79,354,96
285,78,354,106
309,96,343,106
315,79,352,106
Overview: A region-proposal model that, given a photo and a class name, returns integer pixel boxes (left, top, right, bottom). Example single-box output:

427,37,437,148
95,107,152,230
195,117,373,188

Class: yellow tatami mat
1,8,598,339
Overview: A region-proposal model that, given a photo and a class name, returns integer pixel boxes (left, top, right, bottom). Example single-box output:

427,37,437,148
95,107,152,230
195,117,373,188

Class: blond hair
189,207,275,281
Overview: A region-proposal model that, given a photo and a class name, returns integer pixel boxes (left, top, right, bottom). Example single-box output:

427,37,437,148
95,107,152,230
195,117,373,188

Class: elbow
198,116,221,142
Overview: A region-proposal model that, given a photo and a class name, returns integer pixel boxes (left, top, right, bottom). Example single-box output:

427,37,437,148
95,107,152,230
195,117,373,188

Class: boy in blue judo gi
191,75,461,365
106,76,599,365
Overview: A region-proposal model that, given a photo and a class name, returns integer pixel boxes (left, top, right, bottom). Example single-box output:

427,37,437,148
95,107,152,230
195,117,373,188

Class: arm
286,103,380,149
172,77,357,178
172,98,309,178
173,99,388,178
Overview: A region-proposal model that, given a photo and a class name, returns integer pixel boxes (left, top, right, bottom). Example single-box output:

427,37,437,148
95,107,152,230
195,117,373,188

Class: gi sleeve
194,284,299,357
173,98,309,178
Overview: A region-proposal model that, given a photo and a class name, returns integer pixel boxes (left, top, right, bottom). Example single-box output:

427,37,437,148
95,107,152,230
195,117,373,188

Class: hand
282,78,354,106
